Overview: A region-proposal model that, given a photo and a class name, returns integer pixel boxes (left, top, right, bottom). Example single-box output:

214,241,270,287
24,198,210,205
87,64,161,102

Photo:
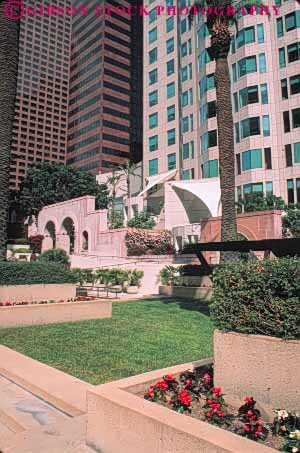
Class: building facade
143,0,300,215
67,0,143,175
10,0,72,191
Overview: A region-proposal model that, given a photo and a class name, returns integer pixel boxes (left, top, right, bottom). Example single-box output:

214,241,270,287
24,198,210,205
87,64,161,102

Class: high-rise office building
143,0,300,211
10,0,72,191
67,0,143,175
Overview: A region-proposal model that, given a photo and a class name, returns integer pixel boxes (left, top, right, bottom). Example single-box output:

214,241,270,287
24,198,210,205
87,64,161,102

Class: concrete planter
126,285,139,294
159,285,213,300
181,275,212,287
86,359,276,453
0,283,76,303
0,299,112,328
214,330,300,412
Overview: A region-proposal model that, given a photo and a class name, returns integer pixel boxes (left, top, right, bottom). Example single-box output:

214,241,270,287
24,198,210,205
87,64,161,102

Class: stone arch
60,216,77,255
237,224,257,241
82,230,89,252
44,220,56,250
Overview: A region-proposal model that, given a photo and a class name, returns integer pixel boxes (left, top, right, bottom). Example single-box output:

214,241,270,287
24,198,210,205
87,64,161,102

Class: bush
210,258,300,339
180,264,221,276
108,211,124,229
128,269,144,286
283,204,300,237
0,262,78,286
125,230,174,256
127,211,156,229
39,248,70,266
71,268,96,285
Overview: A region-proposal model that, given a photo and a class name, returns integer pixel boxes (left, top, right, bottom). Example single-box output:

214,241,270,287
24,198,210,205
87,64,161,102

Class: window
182,143,189,160
285,144,293,167
149,90,158,107
266,181,273,196
180,18,187,34
166,16,174,32
166,37,174,54
182,116,189,133
182,91,189,107
203,159,218,178
167,105,175,122
149,158,158,176
236,26,255,48
166,59,174,76
257,24,264,43
167,153,176,170
200,73,215,96
277,18,284,37
279,48,286,68
167,82,175,98
201,130,217,152
149,135,158,152
287,179,294,203
182,170,190,180
285,11,300,32
198,49,213,68
242,149,263,171
238,56,257,78
292,108,300,128
149,27,157,44
239,85,259,107
240,117,260,138
283,111,291,132
181,42,187,58
235,122,240,143
149,7,157,24
297,179,300,203
167,129,176,146
261,84,268,104
290,75,300,95
149,112,158,129
149,48,157,64
232,63,237,82
264,148,272,169
287,42,300,63
233,93,239,112
259,53,266,73
243,182,263,195
236,154,241,175
263,115,270,136
281,79,288,99
149,69,157,85
182,66,188,82
295,142,300,163
200,101,216,123
189,88,193,105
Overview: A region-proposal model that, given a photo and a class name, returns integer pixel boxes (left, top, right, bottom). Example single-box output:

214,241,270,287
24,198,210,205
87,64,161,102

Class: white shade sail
138,169,177,196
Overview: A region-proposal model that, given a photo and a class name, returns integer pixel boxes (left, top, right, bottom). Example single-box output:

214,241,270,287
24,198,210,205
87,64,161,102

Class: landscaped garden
0,297,213,384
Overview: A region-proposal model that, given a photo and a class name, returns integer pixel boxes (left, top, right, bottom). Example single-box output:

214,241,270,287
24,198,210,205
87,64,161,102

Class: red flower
207,399,214,405
185,379,191,386
154,381,168,392
203,373,211,382
218,411,225,417
206,412,212,418
178,390,192,406
256,425,263,433
244,396,252,403
247,410,253,416
164,375,175,382
213,387,221,394
147,390,155,398
244,425,250,432
5,301,11,306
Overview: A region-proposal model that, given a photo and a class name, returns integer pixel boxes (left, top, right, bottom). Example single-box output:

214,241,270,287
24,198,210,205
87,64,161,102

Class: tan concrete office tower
143,0,300,209
10,0,72,190
67,0,143,175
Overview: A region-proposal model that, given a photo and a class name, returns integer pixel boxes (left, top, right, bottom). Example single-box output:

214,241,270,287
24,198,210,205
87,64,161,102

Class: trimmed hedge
210,258,300,340
0,262,78,286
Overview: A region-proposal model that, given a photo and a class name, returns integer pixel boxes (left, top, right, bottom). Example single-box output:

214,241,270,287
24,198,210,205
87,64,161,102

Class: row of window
232,24,264,53
236,148,272,174
283,108,300,132
281,75,300,99
235,115,270,142
148,128,176,147
279,42,300,68
237,182,273,199
232,53,266,81
287,178,300,204
277,11,300,37
233,84,268,112
285,142,300,167
148,16,174,44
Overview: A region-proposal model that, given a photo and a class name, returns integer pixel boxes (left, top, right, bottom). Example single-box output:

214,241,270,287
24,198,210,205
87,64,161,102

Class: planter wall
214,330,300,412
0,283,76,303
86,359,276,453
0,300,112,328
181,276,212,287
159,285,213,300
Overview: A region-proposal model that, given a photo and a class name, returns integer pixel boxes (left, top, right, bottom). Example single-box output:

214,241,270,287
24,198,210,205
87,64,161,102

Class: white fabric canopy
170,178,221,217
138,169,177,196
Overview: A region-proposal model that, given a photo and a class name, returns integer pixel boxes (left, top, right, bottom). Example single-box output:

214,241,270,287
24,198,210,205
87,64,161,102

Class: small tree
118,161,139,219
237,193,286,214
39,248,70,266
127,211,156,229
106,172,122,227
283,204,300,237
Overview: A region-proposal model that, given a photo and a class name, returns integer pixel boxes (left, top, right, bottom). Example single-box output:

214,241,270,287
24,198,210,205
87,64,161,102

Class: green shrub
210,258,300,339
125,230,174,256
127,211,156,229
0,262,78,286
72,268,96,285
159,265,181,285
128,269,144,286
180,264,221,276
39,248,70,266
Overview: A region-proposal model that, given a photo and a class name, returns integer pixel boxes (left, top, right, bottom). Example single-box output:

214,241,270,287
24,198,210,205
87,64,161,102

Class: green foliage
159,264,220,285
210,258,300,339
95,268,129,286
18,162,109,217
237,193,286,214
127,211,156,229
39,248,70,266
71,268,96,285
13,248,32,254
128,269,144,286
108,211,124,229
0,262,78,286
283,204,300,237
125,230,174,256
159,265,181,285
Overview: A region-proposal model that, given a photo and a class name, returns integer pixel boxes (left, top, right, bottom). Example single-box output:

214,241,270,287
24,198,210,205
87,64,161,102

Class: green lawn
0,298,213,385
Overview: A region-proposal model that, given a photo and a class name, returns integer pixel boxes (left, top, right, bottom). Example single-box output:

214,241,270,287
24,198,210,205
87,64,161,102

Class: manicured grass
0,298,213,385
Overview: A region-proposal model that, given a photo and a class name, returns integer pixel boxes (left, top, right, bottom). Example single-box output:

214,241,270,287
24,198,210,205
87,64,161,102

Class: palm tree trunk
0,1,19,260
215,55,238,259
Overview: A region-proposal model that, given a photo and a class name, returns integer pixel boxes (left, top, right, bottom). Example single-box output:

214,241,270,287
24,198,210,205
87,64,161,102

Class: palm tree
106,172,122,226
118,161,139,219
0,1,20,260
189,0,260,259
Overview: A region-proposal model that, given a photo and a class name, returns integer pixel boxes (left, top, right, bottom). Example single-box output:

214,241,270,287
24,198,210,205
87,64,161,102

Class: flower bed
0,298,112,328
86,359,279,453
141,364,300,451
0,295,93,307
